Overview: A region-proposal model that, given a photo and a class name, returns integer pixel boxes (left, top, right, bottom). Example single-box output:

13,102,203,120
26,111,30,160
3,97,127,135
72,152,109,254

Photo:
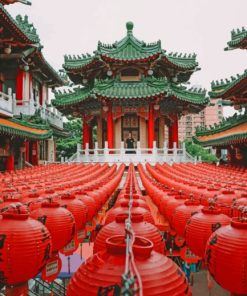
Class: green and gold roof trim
210,69,247,98
0,117,52,140
225,27,247,50
196,112,247,136
63,22,198,71
193,113,247,146
52,78,208,107
0,5,40,43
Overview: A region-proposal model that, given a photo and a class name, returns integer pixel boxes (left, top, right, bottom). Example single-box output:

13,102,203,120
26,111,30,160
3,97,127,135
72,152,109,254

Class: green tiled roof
210,69,247,98
0,118,52,140
225,27,247,50
194,113,247,146
196,113,247,137
52,78,208,108
162,52,198,70
0,5,40,43
63,22,198,72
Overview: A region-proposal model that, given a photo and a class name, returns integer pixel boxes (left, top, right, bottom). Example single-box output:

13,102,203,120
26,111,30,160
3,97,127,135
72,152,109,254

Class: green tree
56,118,82,159
185,139,218,163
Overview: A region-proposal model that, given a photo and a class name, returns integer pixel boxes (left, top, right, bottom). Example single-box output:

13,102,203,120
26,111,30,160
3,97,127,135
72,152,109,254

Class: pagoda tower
53,22,208,151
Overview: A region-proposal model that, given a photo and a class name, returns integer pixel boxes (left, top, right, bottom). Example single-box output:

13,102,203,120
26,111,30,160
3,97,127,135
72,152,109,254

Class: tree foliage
185,140,218,163
56,118,82,159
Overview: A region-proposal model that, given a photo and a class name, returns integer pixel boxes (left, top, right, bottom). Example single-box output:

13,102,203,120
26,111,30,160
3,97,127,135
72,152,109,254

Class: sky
7,0,247,116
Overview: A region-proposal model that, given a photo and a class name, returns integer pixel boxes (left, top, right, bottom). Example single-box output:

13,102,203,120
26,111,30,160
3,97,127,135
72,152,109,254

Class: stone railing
70,141,197,165
0,89,13,117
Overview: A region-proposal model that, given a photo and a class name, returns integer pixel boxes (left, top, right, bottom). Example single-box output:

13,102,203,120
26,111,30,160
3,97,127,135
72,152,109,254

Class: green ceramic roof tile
52,78,208,108
210,69,247,98
63,54,96,70
226,27,247,50
63,22,198,72
0,5,40,43
162,51,198,70
53,87,92,106
194,113,247,146
0,117,52,140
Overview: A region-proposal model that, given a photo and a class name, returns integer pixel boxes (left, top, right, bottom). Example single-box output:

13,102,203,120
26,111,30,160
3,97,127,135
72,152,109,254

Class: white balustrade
0,89,13,117
72,141,194,164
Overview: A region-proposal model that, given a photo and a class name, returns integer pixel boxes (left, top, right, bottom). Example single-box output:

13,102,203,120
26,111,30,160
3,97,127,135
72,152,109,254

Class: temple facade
194,27,247,166
53,22,208,154
0,3,66,171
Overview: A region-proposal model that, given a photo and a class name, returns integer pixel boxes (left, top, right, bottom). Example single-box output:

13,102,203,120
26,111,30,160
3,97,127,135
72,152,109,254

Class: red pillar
107,105,114,149
89,126,93,149
148,104,154,149
31,141,39,165
172,114,179,148
25,141,30,162
6,155,14,171
83,118,90,149
169,114,179,149
16,69,24,105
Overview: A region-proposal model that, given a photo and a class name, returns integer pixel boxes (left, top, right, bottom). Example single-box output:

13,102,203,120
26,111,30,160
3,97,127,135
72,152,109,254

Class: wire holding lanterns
121,170,143,296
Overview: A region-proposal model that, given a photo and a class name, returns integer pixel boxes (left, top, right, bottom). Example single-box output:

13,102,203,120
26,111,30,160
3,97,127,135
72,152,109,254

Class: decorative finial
126,21,134,35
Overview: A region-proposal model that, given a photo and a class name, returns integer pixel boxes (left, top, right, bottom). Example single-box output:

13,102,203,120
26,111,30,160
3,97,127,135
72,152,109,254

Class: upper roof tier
63,22,199,84
225,27,247,50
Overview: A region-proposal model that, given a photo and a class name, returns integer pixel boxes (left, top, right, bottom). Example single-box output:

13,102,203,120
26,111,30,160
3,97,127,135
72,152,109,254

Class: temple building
53,22,208,152
194,27,247,166
0,4,66,171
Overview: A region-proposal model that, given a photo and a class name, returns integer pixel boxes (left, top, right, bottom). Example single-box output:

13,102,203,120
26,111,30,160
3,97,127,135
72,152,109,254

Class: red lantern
164,195,188,225
94,213,165,254
60,236,79,256
75,192,96,221
30,200,75,253
58,193,87,231
185,206,231,258
173,200,203,237
67,235,191,296
105,200,154,225
215,190,237,216
0,207,51,285
206,218,247,295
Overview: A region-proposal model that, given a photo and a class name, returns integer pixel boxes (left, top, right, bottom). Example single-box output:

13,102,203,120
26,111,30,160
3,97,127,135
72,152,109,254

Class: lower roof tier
0,118,52,140
52,78,208,115
194,113,247,147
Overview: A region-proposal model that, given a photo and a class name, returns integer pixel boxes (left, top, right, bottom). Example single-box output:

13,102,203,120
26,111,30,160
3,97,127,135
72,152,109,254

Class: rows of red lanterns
138,163,247,296
0,162,247,295
0,163,125,294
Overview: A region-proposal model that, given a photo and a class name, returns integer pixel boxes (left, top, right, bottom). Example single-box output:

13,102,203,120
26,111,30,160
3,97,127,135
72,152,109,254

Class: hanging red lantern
67,235,191,296
105,200,155,225
185,206,231,258
172,200,203,237
206,217,247,295
30,200,75,253
232,196,247,217
94,213,165,254
58,193,87,231
75,192,96,221
60,236,79,256
0,206,52,286
164,195,188,225
115,197,150,211
215,190,237,216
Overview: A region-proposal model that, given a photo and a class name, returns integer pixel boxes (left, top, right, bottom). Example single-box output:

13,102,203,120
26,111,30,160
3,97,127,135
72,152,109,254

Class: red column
171,114,179,148
169,114,179,149
16,69,24,105
107,105,114,149
168,125,173,149
6,155,14,171
89,126,93,149
83,118,90,149
31,141,39,165
25,141,30,162
148,104,154,149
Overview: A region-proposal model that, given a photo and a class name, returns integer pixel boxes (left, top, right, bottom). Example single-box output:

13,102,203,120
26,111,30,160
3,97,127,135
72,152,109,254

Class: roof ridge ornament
126,21,134,36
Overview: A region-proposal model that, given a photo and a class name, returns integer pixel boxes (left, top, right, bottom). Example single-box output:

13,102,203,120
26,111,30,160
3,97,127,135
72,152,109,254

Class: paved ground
192,270,230,296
